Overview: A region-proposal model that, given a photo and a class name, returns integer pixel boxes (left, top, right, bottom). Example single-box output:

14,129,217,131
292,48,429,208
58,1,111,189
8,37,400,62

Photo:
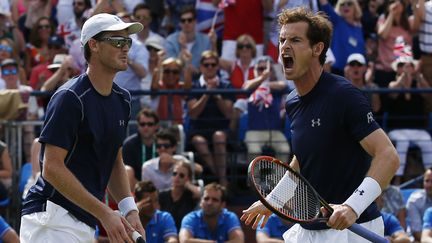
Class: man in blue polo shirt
20,13,145,242
179,183,244,242
135,180,178,243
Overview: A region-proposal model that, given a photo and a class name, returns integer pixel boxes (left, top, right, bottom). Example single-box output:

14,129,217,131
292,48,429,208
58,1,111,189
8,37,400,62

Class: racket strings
254,159,320,221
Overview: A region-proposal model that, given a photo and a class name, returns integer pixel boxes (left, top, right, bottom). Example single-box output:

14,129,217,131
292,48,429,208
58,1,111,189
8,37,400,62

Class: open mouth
282,53,294,69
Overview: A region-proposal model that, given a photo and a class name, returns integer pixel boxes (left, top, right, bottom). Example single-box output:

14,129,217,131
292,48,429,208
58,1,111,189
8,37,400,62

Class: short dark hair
204,182,227,202
155,129,177,146
136,108,159,124
135,180,157,201
180,5,196,19
83,31,106,62
133,3,150,16
278,7,332,65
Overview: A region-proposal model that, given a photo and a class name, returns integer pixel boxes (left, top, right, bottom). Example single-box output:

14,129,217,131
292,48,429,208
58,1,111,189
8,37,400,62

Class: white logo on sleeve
367,112,374,124
119,120,125,126
311,118,321,127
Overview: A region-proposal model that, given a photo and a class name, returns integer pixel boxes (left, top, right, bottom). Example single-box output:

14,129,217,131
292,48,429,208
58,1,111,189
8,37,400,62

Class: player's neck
293,65,323,96
86,65,115,96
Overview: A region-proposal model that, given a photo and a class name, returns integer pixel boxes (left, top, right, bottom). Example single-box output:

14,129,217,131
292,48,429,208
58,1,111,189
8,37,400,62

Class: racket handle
132,231,146,243
349,223,389,243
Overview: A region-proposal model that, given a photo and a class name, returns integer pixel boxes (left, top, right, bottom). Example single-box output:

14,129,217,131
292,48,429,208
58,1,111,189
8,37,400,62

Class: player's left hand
125,210,146,239
322,204,357,230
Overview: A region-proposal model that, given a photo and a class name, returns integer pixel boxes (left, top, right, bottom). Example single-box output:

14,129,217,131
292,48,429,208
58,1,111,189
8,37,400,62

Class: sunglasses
257,66,267,72
2,68,18,76
156,143,172,149
38,25,51,30
138,122,155,127
134,15,151,21
163,69,180,75
172,171,185,179
97,36,132,48
0,45,12,53
237,43,253,50
146,46,160,52
180,17,194,23
348,61,363,67
340,1,353,7
202,63,217,68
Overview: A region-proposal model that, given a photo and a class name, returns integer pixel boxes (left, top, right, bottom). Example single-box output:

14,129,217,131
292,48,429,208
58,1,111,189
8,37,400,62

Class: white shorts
20,201,95,243
283,217,384,243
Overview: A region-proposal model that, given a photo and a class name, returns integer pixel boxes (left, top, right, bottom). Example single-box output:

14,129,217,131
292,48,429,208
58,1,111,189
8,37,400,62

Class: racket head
248,156,330,223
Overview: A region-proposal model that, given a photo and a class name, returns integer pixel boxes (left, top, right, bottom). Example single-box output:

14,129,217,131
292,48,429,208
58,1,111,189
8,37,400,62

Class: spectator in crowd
381,185,407,230
255,214,293,243
319,0,365,76
20,0,52,40
159,161,201,231
143,35,165,109
412,0,432,114
142,129,202,191
92,0,126,16
123,108,160,189
0,37,27,85
344,53,381,113
11,0,28,24
179,182,245,243
386,53,432,180
360,0,385,38
41,54,81,93
375,0,413,88
28,35,67,92
151,57,192,125
25,16,56,75
0,216,19,243
406,168,432,242
57,0,92,48
376,193,410,243
135,180,179,243
219,34,256,95
165,6,212,71
0,141,12,202
213,0,272,62
0,11,26,57
164,0,196,33
242,56,291,162
132,3,164,45
186,50,234,186
114,13,149,121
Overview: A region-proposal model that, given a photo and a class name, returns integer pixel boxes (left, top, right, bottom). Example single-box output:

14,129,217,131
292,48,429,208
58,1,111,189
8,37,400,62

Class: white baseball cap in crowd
346,53,366,65
80,13,143,46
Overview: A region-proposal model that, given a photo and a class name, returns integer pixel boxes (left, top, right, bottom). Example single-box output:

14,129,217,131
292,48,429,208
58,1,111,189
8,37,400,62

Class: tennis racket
248,156,389,243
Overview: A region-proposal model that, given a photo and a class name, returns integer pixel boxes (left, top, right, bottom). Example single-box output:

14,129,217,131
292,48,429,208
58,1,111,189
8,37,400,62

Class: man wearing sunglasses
21,13,145,243
141,129,202,191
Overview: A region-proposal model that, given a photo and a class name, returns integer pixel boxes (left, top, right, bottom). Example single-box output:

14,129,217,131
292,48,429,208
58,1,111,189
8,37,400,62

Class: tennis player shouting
20,14,145,243
241,7,399,243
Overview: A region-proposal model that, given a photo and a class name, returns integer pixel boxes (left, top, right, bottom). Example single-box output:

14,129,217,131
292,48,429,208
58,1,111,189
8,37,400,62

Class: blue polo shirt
146,210,177,243
0,216,11,243
181,208,241,242
285,72,381,230
423,207,432,229
21,73,131,228
256,214,292,239
382,212,403,237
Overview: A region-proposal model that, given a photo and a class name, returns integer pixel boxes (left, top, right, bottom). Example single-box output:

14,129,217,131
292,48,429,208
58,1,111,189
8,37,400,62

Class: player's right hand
100,209,133,243
240,200,272,229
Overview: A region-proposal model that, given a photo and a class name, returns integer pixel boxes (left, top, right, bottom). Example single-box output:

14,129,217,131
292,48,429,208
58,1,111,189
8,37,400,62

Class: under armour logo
367,112,374,124
119,120,125,126
355,189,365,196
311,118,321,127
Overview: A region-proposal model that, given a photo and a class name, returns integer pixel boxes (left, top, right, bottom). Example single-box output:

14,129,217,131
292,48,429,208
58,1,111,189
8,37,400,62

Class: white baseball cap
346,53,366,65
80,13,143,46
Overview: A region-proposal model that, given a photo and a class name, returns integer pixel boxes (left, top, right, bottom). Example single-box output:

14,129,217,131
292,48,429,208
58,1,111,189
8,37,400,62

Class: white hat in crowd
80,13,143,46
144,35,165,51
48,54,68,69
346,53,366,65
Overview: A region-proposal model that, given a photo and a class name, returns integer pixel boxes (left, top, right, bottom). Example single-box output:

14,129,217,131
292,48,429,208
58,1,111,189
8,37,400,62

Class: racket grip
349,223,389,243
132,231,146,243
